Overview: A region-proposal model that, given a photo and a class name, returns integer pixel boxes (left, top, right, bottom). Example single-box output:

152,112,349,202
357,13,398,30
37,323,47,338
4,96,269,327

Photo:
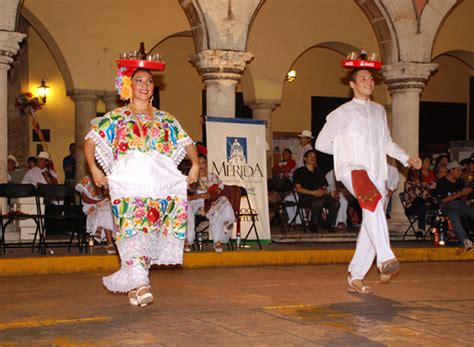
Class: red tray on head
116,59,166,71
341,60,382,70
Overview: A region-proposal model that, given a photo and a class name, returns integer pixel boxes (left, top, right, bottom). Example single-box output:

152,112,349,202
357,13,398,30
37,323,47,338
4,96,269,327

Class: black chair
268,178,293,233
238,187,262,250
399,192,421,241
0,183,42,255
67,192,87,252
36,184,86,251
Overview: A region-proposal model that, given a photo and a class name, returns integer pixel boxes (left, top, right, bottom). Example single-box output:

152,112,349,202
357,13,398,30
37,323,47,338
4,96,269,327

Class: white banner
206,117,270,242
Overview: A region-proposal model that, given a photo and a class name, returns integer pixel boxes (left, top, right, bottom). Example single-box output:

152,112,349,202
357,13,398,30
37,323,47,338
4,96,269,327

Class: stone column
69,91,99,182
102,92,119,113
382,62,438,233
191,50,253,117
250,102,278,174
0,31,25,185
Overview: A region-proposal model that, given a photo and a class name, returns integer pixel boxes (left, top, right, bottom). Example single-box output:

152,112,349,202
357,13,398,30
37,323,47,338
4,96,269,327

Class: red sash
351,170,381,212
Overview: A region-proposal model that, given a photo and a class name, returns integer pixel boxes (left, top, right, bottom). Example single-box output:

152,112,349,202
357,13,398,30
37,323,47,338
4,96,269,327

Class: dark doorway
419,101,467,154
311,96,350,174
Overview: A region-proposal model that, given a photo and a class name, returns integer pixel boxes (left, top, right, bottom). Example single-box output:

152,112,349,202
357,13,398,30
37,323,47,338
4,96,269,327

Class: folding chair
267,178,293,233
239,187,262,249
67,192,87,252
399,192,421,241
0,183,42,255
220,185,262,250
285,190,312,232
37,184,85,251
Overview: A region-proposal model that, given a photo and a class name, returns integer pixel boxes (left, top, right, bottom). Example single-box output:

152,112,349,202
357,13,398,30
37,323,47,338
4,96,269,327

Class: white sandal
136,285,153,307
347,276,373,294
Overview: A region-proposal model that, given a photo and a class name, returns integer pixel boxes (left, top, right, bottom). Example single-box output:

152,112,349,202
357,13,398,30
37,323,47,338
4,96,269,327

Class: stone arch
434,50,474,69
355,0,461,63
149,31,193,53
20,6,74,92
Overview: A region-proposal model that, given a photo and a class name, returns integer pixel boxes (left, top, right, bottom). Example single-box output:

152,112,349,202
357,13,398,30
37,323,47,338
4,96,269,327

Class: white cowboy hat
37,151,50,160
7,154,19,168
297,130,314,139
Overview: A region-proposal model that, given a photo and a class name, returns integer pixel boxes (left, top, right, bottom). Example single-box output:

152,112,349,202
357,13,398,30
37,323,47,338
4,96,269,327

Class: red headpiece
341,47,382,70
115,42,166,100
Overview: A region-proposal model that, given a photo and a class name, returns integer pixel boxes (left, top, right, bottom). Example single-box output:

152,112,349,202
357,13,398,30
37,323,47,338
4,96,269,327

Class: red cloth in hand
204,184,220,212
351,170,381,212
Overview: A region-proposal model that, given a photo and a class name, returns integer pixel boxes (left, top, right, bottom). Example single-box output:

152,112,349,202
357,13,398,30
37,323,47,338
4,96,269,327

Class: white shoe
463,238,472,251
214,243,223,253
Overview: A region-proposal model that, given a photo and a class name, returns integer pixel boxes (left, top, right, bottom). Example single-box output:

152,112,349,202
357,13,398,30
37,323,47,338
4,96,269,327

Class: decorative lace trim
85,130,113,175
171,137,194,165
102,232,184,293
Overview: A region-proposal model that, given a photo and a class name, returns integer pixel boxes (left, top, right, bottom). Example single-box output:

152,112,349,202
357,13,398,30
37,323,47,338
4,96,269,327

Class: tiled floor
0,262,473,346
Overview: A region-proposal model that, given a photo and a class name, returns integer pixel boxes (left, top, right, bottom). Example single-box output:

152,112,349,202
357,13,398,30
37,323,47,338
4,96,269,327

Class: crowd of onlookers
270,129,474,249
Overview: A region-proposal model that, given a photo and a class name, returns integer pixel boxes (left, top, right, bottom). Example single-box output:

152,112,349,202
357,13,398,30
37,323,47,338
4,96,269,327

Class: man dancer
315,52,421,294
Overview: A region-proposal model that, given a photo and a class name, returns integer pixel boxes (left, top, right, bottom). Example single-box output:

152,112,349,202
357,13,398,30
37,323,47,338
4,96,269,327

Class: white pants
340,172,395,280
336,194,348,225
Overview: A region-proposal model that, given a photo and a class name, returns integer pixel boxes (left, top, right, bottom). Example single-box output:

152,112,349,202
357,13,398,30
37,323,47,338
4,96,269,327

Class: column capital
381,62,438,94
0,31,26,66
248,101,279,112
191,49,253,81
67,89,100,102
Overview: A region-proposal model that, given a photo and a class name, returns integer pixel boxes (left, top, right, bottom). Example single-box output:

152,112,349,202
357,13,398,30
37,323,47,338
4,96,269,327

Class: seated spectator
420,154,436,188
386,157,399,217
75,174,116,254
272,148,296,181
404,168,432,238
22,151,58,186
7,154,20,183
435,154,449,168
325,169,348,230
435,164,447,181
460,158,474,184
293,150,339,232
436,161,474,250
186,155,235,253
27,156,37,169
63,143,76,186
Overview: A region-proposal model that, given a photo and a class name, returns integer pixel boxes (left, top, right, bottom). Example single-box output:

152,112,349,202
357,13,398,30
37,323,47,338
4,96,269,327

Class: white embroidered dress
86,107,192,293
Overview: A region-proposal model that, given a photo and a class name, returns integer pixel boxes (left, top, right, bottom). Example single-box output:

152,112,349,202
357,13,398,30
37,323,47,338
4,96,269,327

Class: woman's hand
187,164,199,185
91,166,108,188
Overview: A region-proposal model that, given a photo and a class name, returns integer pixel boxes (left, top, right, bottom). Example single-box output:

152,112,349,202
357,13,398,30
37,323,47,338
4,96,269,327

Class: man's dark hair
27,156,37,164
460,158,472,166
304,149,317,158
283,148,292,155
348,68,374,83
69,143,75,150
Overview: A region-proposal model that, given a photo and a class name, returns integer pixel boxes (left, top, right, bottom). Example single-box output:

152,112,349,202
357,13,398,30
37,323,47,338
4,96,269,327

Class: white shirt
22,167,59,187
296,143,313,168
315,98,409,181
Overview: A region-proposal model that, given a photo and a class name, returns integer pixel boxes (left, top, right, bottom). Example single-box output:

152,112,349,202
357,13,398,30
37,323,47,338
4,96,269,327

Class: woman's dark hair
420,154,431,165
435,154,449,166
407,168,420,180
198,154,207,160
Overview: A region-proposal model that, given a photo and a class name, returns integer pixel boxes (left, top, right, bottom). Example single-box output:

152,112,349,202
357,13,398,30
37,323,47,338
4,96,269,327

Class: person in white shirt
22,151,58,186
296,130,314,168
325,169,349,229
316,67,421,294
385,157,399,214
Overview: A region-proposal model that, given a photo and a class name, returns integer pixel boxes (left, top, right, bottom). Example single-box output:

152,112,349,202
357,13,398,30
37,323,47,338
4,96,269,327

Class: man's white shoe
463,238,472,251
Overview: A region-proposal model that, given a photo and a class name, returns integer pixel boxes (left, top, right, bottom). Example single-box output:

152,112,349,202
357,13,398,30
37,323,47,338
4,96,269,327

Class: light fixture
37,79,50,104
286,70,296,83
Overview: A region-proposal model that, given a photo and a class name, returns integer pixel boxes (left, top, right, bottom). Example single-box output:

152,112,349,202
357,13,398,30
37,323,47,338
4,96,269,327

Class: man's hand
461,187,473,196
407,156,422,170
